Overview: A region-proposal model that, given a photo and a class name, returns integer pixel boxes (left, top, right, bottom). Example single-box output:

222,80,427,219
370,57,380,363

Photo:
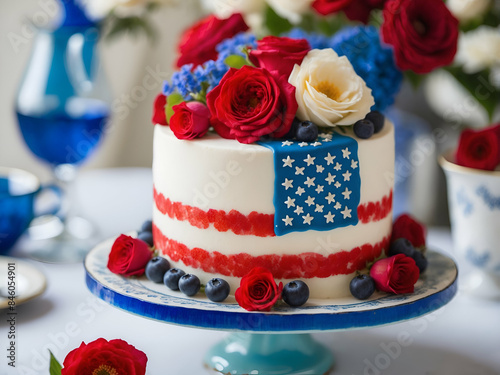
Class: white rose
455,26,500,74
80,0,171,20
446,0,491,23
200,0,266,19
288,49,374,127
267,0,314,24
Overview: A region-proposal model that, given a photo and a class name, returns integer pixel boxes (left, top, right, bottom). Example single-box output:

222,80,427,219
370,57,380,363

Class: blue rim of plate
85,237,458,333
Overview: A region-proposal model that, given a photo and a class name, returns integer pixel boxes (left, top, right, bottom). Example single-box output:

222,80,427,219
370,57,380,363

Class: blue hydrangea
216,32,257,59
329,26,403,112
284,28,331,49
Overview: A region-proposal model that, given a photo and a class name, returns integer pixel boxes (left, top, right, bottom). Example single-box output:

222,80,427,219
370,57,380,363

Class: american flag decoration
259,131,360,236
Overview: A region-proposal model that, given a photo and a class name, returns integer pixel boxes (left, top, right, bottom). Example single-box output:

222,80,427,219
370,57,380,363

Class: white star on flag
312,142,322,147
342,148,351,159
294,206,304,215
282,156,294,167
282,140,293,146
284,196,295,208
351,160,358,169
299,142,308,147
334,181,341,189
304,177,316,187
305,196,315,206
296,186,305,196
302,214,313,225
324,211,335,223
282,215,293,226
325,173,336,185
315,185,324,194
304,154,316,166
334,162,342,171
326,192,336,204
342,187,352,200
282,178,293,190
295,166,305,175
343,170,352,181
316,165,325,173
324,153,335,165
315,204,324,213
341,206,352,219
334,202,342,210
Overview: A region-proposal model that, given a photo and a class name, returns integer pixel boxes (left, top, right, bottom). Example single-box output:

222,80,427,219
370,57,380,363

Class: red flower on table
455,124,500,171
370,254,420,294
152,94,167,125
176,13,249,68
207,65,297,144
381,0,459,74
249,36,310,78
391,213,426,248
107,234,152,277
170,101,211,140
62,338,147,375
235,267,283,311
312,0,354,16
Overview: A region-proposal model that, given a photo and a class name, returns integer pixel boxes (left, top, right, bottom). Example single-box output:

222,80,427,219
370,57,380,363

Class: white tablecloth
5,168,500,374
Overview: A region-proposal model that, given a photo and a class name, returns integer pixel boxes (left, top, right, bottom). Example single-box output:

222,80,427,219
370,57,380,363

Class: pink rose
370,254,420,294
170,101,211,140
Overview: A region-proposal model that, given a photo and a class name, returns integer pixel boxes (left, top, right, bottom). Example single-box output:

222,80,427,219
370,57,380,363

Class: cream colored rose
201,0,266,29
446,0,491,23
267,0,314,24
455,26,500,73
288,49,374,127
80,0,174,19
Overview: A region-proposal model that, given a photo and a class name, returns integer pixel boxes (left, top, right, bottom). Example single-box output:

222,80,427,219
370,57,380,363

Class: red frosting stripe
154,187,393,237
153,224,390,279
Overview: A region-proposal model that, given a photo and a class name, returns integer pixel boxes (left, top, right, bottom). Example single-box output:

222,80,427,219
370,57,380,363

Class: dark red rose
152,93,167,125
176,13,249,68
207,65,297,144
381,0,458,74
312,0,354,15
391,213,426,248
107,234,152,277
170,101,211,140
62,338,147,375
235,267,283,311
344,0,387,23
455,124,500,171
370,254,420,294
249,36,310,78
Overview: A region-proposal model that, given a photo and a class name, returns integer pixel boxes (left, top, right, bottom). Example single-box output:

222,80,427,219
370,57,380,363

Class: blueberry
353,119,375,139
413,251,428,273
350,274,375,300
137,231,154,247
179,274,201,296
388,238,416,258
365,111,385,133
282,280,309,307
163,268,186,290
284,118,301,139
296,121,319,142
145,257,170,283
140,220,153,233
205,278,230,302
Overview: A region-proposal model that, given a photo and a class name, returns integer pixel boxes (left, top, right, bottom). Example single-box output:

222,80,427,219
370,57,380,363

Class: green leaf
105,14,157,42
49,351,62,375
264,5,293,36
165,93,185,123
224,55,249,70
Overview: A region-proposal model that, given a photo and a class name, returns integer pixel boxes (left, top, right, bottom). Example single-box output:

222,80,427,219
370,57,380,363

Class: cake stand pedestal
85,237,458,375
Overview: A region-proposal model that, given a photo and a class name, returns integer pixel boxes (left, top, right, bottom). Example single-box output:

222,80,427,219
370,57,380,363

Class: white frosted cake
152,120,394,299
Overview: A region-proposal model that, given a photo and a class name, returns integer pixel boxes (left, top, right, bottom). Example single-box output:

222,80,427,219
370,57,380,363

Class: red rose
62,338,147,375
152,93,167,125
391,213,426,248
235,267,283,311
381,0,458,74
249,36,310,78
455,124,500,171
107,234,152,277
170,101,211,140
344,0,387,23
370,254,420,294
312,0,354,16
207,65,297,144
176,13,249,68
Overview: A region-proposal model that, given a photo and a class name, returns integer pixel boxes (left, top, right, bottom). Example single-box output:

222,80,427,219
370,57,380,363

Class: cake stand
85,237,458,375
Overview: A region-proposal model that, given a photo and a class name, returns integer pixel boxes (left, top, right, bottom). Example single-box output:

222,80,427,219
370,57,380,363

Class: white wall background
0,0,201,182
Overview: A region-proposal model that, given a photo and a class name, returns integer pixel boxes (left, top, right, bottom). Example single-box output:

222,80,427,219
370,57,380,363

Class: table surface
5,168,500,375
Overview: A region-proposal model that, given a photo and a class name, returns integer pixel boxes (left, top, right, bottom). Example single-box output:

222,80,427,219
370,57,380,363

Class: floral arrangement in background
455,123,500,171
49,338,148,374
78,0,176,39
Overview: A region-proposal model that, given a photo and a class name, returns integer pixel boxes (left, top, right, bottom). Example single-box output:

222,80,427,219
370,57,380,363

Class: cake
152,120,394,299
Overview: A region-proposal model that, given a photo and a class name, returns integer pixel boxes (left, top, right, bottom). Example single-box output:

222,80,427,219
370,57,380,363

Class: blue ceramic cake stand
85,237,458,375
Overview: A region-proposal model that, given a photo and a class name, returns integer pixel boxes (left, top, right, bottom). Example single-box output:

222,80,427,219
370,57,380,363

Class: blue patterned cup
440,152,500,299
0,167,60,254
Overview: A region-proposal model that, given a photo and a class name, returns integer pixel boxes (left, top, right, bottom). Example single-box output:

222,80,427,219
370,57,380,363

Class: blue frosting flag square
259,131,361,236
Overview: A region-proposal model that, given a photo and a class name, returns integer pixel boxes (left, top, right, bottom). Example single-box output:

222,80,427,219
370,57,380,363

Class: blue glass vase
14,0,110,262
